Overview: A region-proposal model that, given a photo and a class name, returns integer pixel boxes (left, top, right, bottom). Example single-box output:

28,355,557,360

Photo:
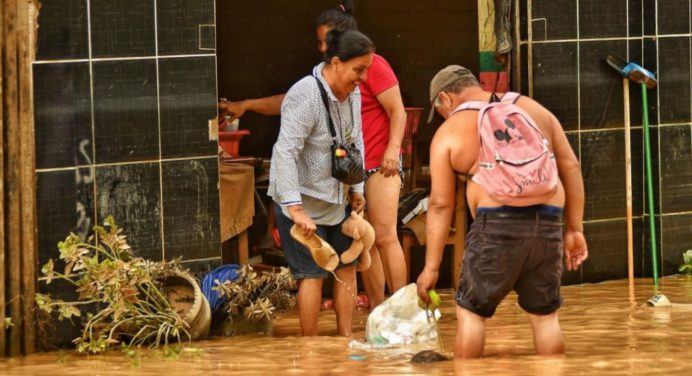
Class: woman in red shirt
221,0,407,308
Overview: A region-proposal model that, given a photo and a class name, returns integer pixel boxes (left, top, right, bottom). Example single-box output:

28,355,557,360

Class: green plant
679,250,692,275
35,216,191,353
214,265,296,324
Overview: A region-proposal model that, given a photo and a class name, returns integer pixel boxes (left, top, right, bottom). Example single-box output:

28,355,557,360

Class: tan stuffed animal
341,211,375,271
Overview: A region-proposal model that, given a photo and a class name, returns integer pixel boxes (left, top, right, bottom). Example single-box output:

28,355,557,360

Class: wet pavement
2,276,692,375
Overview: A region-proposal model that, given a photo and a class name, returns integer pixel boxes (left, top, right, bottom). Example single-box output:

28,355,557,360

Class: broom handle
641,83,659,290
624,79,634,298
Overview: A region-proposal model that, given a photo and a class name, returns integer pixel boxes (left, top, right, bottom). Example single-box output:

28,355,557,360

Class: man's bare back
417,65,588,359
432,92,569,217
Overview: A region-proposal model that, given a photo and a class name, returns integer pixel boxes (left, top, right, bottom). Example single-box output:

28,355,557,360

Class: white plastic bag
365,283,441,346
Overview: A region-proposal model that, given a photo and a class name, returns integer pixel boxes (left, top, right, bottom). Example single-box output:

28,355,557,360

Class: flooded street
2,276,692,375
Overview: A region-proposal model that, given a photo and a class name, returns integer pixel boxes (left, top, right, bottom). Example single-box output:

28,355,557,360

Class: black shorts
455,206,564,318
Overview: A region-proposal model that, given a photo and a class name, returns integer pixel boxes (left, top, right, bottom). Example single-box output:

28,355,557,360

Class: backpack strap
450,101,486,116
313,76,340,143
449,92,521,116
499,91,521,104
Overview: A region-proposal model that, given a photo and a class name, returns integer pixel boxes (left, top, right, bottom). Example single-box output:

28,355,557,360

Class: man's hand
416,267,439,306
287,205,316,237
564,229,588,271
218,100,247,123
379,145,400,177
349,192,366,213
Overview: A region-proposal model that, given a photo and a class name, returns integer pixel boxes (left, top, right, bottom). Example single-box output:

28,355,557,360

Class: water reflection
1,276,692,375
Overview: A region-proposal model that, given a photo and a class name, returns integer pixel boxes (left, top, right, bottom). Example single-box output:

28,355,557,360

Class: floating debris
411,350,449,363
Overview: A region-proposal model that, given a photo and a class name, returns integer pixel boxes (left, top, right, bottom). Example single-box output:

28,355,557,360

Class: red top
359,54,399,170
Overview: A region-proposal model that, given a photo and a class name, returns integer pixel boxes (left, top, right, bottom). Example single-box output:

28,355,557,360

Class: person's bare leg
360,245,386,308
527,311,565,355
297,278,323,336
455,306,486,359
333,266,357,336
364,173,406,294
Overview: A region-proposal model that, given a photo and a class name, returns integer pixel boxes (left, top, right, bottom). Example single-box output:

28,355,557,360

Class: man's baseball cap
427,65,476,123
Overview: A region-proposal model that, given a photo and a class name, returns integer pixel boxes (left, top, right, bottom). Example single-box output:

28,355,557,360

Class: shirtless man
416,65,588,359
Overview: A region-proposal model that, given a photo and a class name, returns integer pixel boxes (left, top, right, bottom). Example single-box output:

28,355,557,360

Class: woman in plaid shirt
268,29,375,336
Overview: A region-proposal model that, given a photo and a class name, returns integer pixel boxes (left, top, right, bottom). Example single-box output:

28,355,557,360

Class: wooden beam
3,0,23,357
18,0,38,354
0,0,7,357
238,230,249,265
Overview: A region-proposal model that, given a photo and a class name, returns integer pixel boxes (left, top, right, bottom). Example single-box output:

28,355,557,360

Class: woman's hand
380,145,400,177
349,192,366,213
287,205,316,237
218,100,247,122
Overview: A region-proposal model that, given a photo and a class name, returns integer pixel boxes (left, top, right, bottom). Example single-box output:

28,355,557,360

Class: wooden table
219,160,256,264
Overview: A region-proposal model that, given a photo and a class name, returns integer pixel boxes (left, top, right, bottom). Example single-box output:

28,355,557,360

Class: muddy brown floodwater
2,276,692,375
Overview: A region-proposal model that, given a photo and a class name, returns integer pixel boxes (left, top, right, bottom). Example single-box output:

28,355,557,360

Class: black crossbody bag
314,77,367,185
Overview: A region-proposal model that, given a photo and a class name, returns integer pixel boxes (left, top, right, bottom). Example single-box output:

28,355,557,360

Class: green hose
641,83,659,290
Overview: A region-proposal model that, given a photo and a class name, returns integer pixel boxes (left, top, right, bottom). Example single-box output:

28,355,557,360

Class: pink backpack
452,92,558,206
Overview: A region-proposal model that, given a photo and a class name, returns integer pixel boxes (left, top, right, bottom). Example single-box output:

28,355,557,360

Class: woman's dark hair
324,29,375,63
316,0,358,32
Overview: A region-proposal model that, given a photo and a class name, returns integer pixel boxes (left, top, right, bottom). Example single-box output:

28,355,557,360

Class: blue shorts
273,204,356,280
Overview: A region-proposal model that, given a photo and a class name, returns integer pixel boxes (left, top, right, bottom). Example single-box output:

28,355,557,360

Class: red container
219,130,250,158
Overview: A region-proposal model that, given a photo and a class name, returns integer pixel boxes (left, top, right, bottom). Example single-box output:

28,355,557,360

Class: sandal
289,225,339,271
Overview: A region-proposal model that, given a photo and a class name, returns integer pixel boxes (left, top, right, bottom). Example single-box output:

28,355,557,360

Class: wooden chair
401,182,466,287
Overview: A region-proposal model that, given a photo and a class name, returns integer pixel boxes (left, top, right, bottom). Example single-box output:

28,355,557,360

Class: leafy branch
213,265,296,324
35,216,191,354
679,250,692,275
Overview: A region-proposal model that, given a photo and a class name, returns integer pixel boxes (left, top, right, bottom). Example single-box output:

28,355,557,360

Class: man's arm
375,85,407,177
549,112,588,270
219,94,285,122
417,127,457,303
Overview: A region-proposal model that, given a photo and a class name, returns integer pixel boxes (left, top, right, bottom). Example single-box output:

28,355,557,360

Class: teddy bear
340,211,375,271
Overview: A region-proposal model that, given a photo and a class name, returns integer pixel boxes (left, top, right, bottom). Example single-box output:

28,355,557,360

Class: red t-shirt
359,54,399,171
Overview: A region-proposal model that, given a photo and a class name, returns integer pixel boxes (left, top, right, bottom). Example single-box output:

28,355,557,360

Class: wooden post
527,0,534,97
623,78,635,302
18,0,38,354
0,0,40,357
513,0,521,91
4,0,24,357
0,0,6,359
238,230,249,265
400,232,415,283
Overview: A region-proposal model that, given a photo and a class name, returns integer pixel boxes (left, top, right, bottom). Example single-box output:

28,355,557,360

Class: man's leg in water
528,311,565,355
455,306,487,358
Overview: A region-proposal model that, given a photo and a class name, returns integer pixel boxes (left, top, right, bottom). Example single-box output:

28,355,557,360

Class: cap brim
427,105,436,124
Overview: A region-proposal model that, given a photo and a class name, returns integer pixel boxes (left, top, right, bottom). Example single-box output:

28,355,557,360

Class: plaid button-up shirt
268,63,365,209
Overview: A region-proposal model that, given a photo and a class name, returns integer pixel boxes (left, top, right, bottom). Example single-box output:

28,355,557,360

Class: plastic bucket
219,130,250,158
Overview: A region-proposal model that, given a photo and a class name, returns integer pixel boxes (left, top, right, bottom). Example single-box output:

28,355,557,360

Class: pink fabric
359,54,399,170
453,92,558,206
